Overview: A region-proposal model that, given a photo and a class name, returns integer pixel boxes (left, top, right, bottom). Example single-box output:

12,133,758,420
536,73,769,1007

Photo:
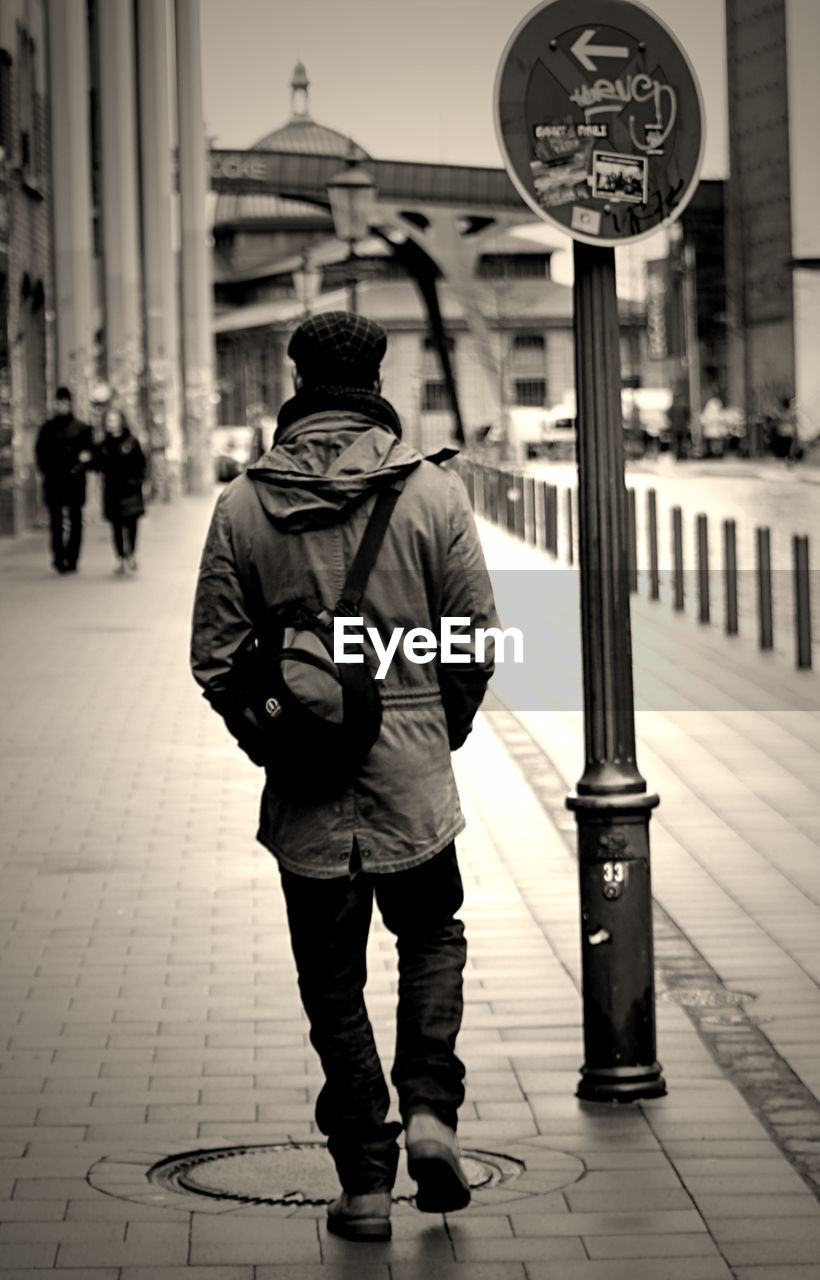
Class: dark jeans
279,841,467,1193
48,501,83,570
111,517,139,559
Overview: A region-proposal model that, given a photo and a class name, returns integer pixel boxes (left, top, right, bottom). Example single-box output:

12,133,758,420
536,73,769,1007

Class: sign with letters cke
494,0,704,246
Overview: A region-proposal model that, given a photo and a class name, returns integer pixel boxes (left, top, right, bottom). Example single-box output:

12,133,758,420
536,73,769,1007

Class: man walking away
35,387,94,573
191,312,498,1242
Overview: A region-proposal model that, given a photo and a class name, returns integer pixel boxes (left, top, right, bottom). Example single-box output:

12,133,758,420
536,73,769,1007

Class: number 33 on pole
494,0,704,246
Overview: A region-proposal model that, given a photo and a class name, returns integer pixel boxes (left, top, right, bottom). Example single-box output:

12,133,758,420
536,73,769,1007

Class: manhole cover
659,987,756,1009
148,1142,524,1206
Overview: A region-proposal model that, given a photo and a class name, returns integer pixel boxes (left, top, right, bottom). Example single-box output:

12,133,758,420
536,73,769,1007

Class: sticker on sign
494,0,704,246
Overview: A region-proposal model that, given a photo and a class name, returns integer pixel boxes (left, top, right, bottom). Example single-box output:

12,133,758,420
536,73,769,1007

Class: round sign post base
577,1062,667,1104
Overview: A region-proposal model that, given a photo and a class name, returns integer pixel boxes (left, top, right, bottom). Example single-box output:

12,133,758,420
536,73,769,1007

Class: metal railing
458,460,815,672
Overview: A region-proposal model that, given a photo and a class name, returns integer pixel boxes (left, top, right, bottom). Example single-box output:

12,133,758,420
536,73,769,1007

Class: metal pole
549,484,559,556
566,487,574,566
723,519,739,635
697,513,710,624
627,487,638,594
525,475,536,545
672,506,685,612
565,241,664,1105
647,489,660,601
793,535,812,670
756,527,774,651
538,480,548,551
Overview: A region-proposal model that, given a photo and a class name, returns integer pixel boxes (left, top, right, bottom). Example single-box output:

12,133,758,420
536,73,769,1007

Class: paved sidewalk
0,492,818,1278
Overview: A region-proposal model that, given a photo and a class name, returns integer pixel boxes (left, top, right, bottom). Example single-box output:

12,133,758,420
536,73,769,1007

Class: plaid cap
287,311,387,386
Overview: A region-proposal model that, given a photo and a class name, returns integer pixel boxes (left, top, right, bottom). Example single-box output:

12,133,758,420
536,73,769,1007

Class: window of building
16,25,44,191
422,381,450,412
0,50,12,160
513,379,547,407
512,333,545,352
423,334,455,354
477,253,551,279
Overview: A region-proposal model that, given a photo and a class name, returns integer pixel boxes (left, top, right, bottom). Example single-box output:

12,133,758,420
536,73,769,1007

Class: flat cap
287,311,387,386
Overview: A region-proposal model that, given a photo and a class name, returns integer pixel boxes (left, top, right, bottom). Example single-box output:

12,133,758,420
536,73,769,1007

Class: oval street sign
494,0,704,246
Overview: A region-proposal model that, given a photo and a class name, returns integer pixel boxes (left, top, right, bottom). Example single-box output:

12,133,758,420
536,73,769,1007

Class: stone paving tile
709,1217,820,1242
523,1264,733,1280
0,1273,119,1279
0,1244,59,1269
122,1271,257,1280
722,1238,820,1265
508,1210,707,1235
583,1232,721,1258
733,1271,820,1280
256,1268,391,1280
387,1265,527,1280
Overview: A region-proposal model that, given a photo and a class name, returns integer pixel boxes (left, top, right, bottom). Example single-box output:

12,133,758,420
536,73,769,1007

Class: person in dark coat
35,387,94,573
95,408,146,574
191,312,498,1242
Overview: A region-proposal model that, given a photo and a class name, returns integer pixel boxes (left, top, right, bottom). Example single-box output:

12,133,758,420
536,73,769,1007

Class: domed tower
212,63,370,279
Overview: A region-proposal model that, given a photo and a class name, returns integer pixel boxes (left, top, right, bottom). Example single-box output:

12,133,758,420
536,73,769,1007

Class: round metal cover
149,1142,524,1206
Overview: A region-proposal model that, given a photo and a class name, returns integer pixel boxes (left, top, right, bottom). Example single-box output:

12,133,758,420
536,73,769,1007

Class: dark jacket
95,430,146,522
35,413,94,507
190,391,498,878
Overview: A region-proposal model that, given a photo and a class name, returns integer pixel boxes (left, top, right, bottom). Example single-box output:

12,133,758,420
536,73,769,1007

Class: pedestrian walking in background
34,387,94,574
700,395,728,459
772,395,801,465
668,385,690,461
94,408,146,574
191,311,498,1242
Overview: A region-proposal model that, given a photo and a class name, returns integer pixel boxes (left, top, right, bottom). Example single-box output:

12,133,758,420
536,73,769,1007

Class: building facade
725,0,820,440
0,0,215,537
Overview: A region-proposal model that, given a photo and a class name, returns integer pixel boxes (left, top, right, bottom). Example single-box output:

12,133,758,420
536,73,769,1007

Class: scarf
275,385,403,443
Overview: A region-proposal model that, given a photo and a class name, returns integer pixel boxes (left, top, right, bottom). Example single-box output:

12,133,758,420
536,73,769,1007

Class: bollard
696,513,710,624
537,480,548,551
514,476,526,539
550,484,559,556
756,526,774,650
496,470,506,528
627,487,638,594
793,535,812,670
566,486,574,565
647,489,660,601
672,506,684,611
525,475,537,545
723,519,738,635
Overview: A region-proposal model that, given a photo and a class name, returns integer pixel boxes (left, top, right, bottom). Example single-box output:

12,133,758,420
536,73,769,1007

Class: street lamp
326,147,377,314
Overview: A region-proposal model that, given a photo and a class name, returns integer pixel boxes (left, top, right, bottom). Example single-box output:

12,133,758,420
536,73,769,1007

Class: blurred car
213,425,256,481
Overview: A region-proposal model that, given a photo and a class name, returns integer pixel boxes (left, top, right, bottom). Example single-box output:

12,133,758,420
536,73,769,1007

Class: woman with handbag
95,408,146,574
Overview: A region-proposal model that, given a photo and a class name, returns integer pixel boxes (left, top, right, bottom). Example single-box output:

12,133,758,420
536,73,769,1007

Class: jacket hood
247,410,423,531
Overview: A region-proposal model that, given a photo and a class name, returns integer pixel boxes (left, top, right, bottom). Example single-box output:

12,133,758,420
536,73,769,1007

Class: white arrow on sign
571,28,630,73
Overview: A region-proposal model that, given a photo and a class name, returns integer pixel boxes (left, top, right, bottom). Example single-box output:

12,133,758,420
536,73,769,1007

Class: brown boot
405,1110,471,1213
326,1190,392,1242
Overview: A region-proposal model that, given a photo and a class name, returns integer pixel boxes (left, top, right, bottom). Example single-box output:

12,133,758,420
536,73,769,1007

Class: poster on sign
494,0,704,246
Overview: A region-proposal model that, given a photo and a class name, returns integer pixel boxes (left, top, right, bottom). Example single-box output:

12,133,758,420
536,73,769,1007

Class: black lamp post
327,148,377,314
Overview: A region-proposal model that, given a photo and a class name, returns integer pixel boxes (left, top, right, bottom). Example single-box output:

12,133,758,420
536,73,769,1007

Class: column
135,0,183,498
96,0,143,430
175,0,215,494
46,0,95,414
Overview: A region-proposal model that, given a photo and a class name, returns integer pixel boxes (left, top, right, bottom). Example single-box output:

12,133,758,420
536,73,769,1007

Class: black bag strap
336,479,405,615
